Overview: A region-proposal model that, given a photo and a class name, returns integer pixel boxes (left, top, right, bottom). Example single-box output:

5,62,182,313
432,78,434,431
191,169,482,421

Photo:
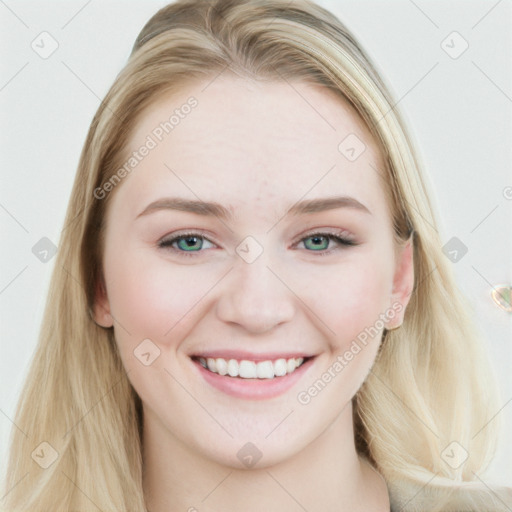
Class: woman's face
94,74,413,468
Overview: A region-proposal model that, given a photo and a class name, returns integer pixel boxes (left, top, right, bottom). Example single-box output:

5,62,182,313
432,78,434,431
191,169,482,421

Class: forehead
112,74,388,219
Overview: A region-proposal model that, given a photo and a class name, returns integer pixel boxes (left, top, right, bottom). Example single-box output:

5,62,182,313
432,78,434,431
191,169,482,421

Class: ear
92,274,113,328
385,236,414,330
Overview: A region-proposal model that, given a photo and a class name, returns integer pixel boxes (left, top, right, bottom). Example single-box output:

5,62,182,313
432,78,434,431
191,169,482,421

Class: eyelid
158,230,217,250
291,227,356,246
158,227,356,245
157,227,359,260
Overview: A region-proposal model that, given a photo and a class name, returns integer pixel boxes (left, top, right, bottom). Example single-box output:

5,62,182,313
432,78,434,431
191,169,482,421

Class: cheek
104,251,223,352
292,255,394,411
104,254,227,406
296,249,394,356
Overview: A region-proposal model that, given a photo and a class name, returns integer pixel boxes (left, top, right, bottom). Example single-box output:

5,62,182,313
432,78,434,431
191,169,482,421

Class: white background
1,0,511,489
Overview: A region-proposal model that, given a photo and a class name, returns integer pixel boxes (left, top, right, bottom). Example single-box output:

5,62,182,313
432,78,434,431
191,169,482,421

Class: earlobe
386,236,414,330
92,275,113,328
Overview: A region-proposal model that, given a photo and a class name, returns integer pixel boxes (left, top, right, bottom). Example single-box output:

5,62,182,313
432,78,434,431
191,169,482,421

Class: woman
2,0,510,510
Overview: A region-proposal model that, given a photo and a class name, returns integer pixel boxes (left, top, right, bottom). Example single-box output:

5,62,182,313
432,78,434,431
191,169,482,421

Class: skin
94,73,414,512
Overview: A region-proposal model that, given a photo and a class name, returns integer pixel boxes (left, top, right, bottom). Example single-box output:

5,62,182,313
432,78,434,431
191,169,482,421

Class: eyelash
157,230,358,258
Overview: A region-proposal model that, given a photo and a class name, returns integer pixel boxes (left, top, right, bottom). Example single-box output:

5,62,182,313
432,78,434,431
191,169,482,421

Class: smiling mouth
192,356,312,379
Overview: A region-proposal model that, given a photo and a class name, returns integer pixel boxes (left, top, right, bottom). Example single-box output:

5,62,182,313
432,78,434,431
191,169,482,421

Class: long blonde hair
3,1,509,510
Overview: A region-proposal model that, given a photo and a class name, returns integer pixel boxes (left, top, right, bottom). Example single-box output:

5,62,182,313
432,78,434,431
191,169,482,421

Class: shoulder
388,478,512,511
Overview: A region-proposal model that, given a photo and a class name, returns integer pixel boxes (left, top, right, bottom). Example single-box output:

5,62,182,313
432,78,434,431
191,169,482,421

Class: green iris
172,234,334,253
176,236,203,251
303,235,330,251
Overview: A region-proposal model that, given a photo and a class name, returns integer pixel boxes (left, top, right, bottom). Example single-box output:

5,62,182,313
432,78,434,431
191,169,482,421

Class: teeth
216,358,228,375
227,359,238,377
239,360,257,378
197,356,306,379
257,360,274,379
274,358,287,377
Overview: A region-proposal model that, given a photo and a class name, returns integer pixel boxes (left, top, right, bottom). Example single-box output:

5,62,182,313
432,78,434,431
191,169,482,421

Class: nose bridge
215,243,295,333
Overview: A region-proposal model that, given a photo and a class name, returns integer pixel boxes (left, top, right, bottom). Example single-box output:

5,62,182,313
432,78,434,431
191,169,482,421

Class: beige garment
388,478,512,512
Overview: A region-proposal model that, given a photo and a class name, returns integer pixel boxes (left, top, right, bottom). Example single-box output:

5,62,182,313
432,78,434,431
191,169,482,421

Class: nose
215,253,296,334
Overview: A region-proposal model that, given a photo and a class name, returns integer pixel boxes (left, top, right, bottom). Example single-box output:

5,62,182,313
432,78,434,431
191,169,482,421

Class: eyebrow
136,195,372,220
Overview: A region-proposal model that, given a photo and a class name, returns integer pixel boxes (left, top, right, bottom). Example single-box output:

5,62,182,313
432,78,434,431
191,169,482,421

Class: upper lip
190,350,315,362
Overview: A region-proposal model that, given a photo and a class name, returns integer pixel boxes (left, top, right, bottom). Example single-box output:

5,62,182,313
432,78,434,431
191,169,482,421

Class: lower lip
192,358,315,400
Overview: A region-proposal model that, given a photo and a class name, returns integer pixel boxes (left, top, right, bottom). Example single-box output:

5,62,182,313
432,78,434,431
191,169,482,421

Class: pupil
307,235,327,250
180,236,201,250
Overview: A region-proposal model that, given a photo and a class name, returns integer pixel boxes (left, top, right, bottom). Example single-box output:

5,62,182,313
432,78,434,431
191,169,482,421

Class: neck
142,402,389,512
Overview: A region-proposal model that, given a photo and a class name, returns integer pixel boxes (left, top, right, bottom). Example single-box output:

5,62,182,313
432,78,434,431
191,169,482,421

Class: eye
158,229,358,258
296,231,357,255
158,232,215,257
